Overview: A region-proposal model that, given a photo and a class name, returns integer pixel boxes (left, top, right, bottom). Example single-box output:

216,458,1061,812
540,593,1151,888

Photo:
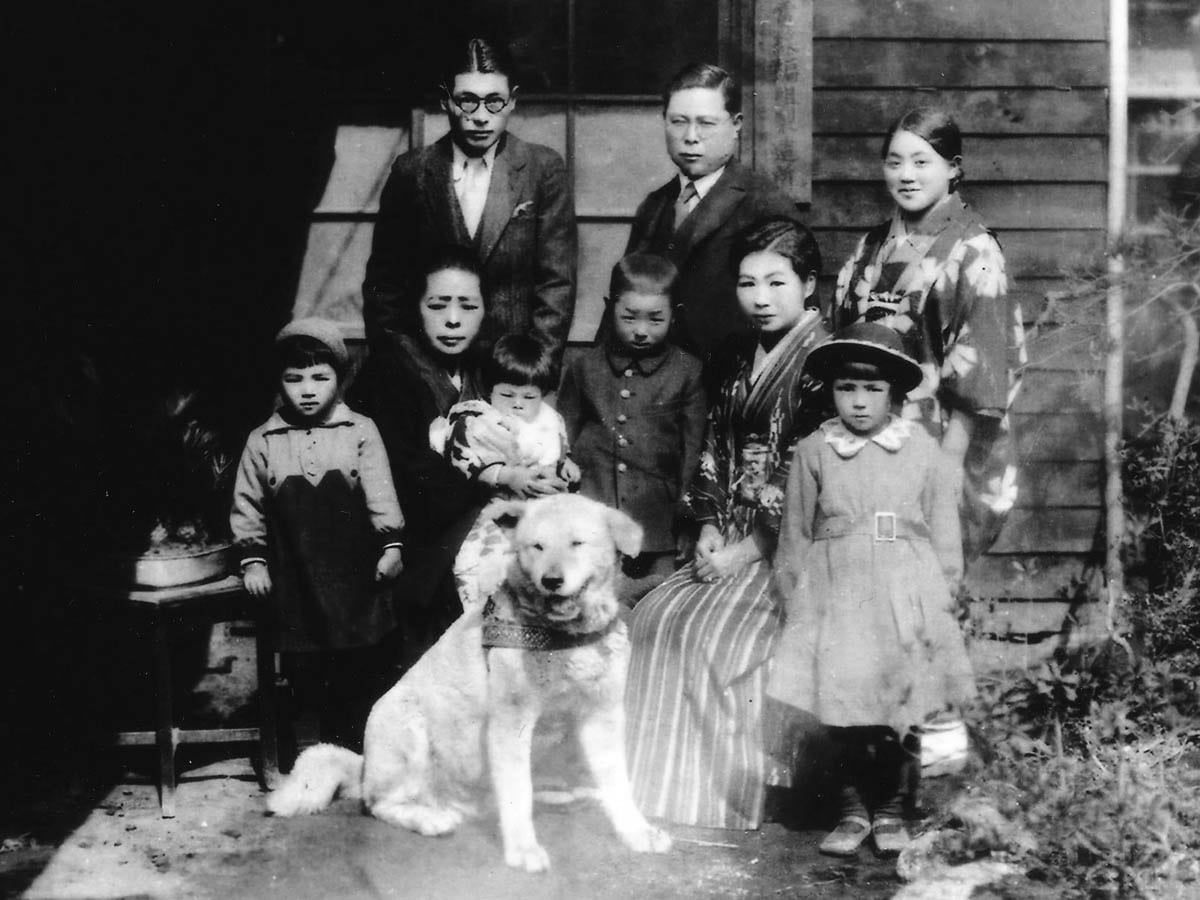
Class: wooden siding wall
812,1,1109,668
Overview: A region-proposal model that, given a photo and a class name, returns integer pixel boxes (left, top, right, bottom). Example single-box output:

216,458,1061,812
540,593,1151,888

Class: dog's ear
605,507,643,558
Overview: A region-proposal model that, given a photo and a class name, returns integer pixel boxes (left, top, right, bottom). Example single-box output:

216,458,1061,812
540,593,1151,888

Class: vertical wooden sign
754,0,813,202
720,0,813,203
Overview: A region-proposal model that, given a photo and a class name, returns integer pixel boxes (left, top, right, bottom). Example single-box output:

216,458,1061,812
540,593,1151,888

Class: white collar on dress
820,414,913,458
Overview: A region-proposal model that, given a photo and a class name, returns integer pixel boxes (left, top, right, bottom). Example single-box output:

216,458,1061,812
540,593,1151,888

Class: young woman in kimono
624,217,832,830
832,108,1026,560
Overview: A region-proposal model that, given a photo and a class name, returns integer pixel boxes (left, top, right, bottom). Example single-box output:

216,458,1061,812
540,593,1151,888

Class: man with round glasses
363,37,576,366
626,62,803,361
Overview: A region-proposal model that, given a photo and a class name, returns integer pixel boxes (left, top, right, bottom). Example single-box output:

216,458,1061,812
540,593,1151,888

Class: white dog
266,494,672,872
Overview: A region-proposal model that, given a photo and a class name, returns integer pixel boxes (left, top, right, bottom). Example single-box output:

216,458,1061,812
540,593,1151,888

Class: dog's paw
504,839,551,873
620,822,672,855
408,806,463,836
370,801,463,836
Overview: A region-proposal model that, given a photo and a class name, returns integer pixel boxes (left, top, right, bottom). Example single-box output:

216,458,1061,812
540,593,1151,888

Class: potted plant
130,388,237,588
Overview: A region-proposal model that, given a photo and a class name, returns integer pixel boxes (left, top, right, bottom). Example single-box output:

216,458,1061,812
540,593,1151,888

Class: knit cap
274,318,349,372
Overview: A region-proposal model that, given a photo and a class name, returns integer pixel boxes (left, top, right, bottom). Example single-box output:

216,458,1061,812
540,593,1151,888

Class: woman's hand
695,531,762,583
242,562,272,599
523,467,569,497
375,546,404,581
696,523,723,555
498,464,539,495
695,545,740,582
693,524,726,582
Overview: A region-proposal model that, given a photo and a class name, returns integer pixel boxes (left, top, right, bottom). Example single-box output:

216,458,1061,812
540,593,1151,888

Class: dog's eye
532,542,544,552
570,539,584,548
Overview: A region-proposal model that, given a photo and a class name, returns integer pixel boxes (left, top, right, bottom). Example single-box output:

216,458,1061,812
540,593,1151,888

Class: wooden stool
116,575,279,817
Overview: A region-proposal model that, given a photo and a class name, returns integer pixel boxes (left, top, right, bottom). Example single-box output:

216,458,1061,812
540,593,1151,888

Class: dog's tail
265,743,363,816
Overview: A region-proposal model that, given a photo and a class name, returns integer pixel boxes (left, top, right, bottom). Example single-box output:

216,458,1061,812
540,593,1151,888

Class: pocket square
511,200,534,220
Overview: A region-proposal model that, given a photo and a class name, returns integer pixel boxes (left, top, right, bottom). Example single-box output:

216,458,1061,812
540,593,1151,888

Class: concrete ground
1,605,949,899
5,747,922,900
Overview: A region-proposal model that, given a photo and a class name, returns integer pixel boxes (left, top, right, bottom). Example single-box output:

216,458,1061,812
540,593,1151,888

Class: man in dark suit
363,38,577,365
626,62,803,359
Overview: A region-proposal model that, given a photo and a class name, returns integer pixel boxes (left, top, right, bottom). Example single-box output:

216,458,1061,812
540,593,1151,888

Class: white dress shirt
452,143,498,238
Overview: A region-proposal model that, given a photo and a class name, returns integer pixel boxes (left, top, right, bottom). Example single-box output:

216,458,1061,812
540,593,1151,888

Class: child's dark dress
230,402,404,652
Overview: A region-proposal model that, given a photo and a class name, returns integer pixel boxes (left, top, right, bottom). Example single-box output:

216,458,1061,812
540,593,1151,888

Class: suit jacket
363,133,577,364
557,342,705,552
626,158,803,360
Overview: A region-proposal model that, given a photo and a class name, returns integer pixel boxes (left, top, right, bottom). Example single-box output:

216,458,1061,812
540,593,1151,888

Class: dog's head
491,494,642,633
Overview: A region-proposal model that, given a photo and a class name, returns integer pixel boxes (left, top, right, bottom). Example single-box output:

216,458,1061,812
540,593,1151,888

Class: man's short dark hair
662,62,740,116
441,37,516,89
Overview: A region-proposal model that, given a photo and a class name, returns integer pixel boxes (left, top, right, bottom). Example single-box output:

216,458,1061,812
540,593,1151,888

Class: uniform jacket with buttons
625,158,803,361
557,342,706,553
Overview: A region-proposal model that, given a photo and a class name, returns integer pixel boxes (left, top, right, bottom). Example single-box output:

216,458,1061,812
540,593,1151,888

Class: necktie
674,180,699,232
459,158,488,238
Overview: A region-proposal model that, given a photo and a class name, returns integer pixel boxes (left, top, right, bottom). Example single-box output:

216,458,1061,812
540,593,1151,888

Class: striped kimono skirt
625,558,782,829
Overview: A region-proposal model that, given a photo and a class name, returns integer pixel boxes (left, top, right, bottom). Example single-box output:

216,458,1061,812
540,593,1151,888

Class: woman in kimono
832,107,1026,560
625,217,832,830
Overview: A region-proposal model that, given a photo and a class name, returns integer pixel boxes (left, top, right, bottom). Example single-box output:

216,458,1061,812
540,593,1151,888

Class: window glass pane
574,223,632,342
574,0,718,94
315,126,408,215
469,0,716,95
465,0,569,92
574,103,669,216
1129,100,1200,220
293,222,374,333
1130,0,1200,94
1128,3,1200,222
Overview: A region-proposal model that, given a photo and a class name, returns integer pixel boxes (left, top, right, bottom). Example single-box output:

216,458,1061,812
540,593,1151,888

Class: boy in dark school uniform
557,253,706,603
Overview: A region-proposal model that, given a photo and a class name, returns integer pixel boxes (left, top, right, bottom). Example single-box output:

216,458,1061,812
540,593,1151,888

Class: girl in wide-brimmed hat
767,321,976,859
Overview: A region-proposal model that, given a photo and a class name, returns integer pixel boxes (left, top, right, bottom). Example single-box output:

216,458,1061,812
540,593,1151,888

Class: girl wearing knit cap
230,317,405,753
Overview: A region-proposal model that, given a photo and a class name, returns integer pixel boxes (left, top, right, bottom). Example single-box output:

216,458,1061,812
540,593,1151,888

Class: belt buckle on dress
874,511,897,542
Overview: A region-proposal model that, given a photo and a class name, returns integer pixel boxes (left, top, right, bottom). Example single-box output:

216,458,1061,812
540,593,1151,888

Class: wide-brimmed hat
804,321,924,395
274,317,349,372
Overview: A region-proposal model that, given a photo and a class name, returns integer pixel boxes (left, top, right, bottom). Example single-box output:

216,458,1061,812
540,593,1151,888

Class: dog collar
480,594,619,651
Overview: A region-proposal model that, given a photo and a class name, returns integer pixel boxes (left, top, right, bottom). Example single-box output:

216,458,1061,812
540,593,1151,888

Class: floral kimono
624,310,831,830
833,196,1026,560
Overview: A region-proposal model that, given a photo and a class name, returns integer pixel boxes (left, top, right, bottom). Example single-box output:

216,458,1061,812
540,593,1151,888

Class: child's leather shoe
818,815,871,857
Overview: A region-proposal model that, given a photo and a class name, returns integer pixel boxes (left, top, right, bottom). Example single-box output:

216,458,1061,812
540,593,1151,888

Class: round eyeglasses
450,93,512,115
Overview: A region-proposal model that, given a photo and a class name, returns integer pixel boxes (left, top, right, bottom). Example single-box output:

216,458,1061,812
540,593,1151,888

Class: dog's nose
540,574,564,592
